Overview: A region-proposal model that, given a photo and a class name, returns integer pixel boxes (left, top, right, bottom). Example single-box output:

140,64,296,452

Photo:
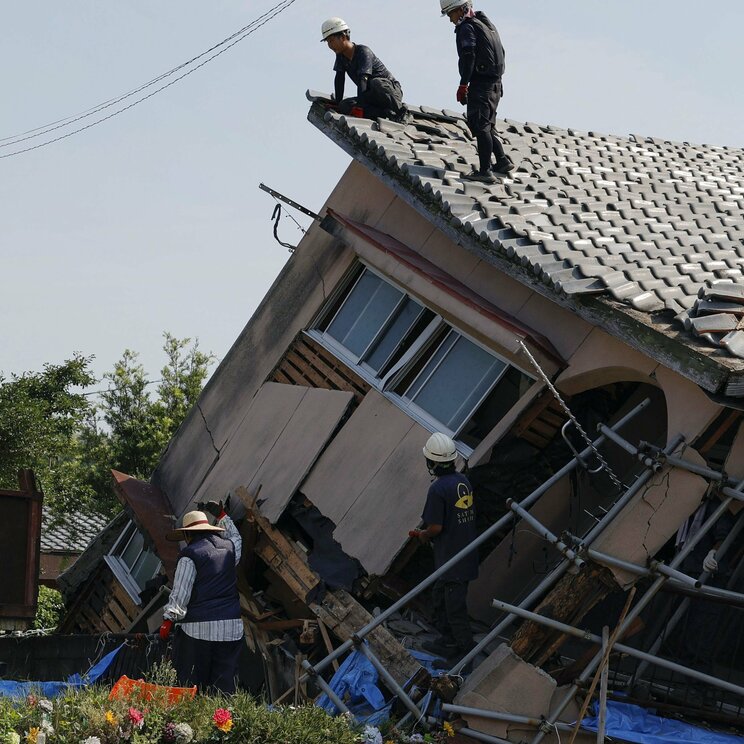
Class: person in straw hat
160,499,243,693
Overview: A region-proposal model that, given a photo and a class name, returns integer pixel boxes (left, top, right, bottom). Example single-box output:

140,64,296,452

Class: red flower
212,708,233,733
128,707,145,729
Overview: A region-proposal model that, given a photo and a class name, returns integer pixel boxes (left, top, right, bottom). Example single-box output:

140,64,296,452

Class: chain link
518,341,625,493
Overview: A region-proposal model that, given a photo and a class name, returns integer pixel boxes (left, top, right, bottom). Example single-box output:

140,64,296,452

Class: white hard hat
440,0,470,15
423,433,458,462
320,17,350,42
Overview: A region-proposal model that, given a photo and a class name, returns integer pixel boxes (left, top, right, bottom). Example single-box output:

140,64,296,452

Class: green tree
0,334,214,520
0,355,97,514
97,333,215,483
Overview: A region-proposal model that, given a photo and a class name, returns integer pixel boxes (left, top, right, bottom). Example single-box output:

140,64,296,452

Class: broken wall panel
193,383,353,524
302,390,433,575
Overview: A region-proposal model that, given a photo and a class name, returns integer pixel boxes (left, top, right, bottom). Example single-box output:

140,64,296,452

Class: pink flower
128,707,145,729
212,708,233,733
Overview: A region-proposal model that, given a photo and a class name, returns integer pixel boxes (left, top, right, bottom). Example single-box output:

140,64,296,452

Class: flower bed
0,689,455,744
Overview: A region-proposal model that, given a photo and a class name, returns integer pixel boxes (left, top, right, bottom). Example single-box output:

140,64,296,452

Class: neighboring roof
308,95,744,397
40,510,109,553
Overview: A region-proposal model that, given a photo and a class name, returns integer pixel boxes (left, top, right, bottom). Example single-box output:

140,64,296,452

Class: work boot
493,155,515,175
392,106,413,125
462,168,496,185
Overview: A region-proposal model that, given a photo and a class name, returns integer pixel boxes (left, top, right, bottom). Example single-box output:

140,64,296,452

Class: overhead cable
0,0,298,159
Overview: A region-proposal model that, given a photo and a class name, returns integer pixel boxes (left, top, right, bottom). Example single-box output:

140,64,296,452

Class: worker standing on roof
411,433,477,660
160,500,243,694
321,17,410,123
440,0,513,184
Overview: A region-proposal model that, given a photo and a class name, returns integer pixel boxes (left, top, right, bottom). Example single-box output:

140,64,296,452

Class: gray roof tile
311,102,744,361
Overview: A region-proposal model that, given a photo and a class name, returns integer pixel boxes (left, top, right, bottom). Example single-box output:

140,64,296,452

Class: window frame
105,521,162,605
308,263,535,456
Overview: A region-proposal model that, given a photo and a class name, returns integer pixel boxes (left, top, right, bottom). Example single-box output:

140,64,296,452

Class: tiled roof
41,510,108,553
308,98,744,367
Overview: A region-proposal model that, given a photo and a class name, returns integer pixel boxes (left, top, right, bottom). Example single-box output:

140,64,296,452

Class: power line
0,0,299,159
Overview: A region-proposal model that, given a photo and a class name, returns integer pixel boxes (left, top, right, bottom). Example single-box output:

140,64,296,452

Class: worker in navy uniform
320,17,409,123
440,0,513,184
411,433,478,659
160,502,243,693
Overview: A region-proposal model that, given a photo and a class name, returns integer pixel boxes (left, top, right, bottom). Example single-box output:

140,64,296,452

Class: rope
518,341,625,493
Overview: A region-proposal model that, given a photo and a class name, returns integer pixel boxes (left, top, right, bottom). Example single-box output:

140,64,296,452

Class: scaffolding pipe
301,659,349,714
302,398,652,682
612,436,744,497
529,494,736,743
356,642,425,723
442,703,574,732
458,728,512,744
582,546,701,588
628,506,744,687
507,498,585,570
491,599,744,698
448,433,684,676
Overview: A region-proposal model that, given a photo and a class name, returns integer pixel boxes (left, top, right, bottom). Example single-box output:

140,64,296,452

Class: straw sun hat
166,510,225,542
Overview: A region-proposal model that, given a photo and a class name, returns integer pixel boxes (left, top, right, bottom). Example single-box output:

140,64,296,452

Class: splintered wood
235,487,422,687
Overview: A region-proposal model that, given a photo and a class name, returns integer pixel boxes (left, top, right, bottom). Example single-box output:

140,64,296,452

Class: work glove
703,549,719,573
456,84,469,105
408,529,422,539
198,494,230,519
159,619,174,641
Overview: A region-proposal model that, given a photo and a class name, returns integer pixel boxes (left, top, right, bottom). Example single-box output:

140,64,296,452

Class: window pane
407,334,506,431
458,366,534,448
120,529,144,570
326,272,404,358
364,297,424,374
131,548,161,591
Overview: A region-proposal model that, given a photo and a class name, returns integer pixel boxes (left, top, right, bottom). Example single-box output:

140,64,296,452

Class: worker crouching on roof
321,17,410,123
441,0,513,184
411,433,477,661
160,501,243,694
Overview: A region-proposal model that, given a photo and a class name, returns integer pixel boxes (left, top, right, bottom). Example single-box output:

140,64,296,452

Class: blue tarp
315,646,442,725
582,701,744,744
0,643,123,698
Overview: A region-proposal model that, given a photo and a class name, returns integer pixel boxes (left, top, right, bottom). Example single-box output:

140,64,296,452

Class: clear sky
3,1,744,384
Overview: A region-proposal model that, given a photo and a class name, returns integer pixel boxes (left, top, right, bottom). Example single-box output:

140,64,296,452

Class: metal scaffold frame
302,399,744,743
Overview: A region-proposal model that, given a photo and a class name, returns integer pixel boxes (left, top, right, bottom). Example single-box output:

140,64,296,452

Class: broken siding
302,390,433,575
191,383,354,524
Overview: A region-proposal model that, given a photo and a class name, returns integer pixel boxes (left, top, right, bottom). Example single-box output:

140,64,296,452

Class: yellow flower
105,710,119,727
25,729,39,744
216,719,233,733
443,721,455,738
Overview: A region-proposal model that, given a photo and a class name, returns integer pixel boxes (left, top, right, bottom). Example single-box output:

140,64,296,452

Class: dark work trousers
339,78,404,120
173,629,243,694
431,579,474,652
467,78,507,174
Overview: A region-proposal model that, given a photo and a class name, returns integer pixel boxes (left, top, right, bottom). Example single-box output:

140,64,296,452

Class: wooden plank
312,589,422,687
283,350,330,389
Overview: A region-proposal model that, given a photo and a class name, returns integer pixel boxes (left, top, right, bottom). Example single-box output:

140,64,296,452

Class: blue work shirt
422,472,479,582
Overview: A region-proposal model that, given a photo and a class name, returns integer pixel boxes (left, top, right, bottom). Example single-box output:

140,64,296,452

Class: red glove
408,529,422,539
159,619,173,641
456,84,469,104
350,106,365,118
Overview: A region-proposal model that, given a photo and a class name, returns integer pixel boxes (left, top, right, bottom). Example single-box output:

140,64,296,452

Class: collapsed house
60,95,744,741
